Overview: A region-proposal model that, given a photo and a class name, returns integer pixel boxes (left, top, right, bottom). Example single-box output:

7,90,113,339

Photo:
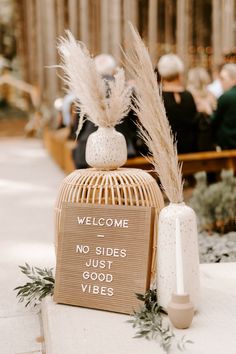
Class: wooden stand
55,168,164,281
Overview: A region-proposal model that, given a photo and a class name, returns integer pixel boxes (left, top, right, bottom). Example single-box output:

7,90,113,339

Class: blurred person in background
224,50,236,64
61,92,76,128
94,53,116,79
157,54,198,154
212,63,236,150
187,67,216,115
187,67,216,151
208,64,224,99
54,97,64,129
55,93,78,140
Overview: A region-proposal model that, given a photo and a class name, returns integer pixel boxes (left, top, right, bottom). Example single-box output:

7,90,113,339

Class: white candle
175,217,185,294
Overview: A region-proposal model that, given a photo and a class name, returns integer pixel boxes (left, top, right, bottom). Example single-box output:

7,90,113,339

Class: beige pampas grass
124,24,183,203
57,31,131,134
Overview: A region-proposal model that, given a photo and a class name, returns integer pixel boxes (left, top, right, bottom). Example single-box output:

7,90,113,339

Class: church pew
43,129,236,176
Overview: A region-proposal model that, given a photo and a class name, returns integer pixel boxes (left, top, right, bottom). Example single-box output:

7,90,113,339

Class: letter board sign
54,202,155,314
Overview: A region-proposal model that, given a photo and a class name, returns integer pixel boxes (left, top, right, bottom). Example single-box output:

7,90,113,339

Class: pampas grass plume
57,31,131,133
124,24,183,203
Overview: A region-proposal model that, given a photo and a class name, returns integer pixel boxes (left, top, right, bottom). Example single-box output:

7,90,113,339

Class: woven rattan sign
54,202,155,314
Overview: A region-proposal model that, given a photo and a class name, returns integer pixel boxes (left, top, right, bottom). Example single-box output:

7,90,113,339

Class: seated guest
62,92,76,127
157,54,198,153
187,67,216,115
212,64,236,149
224,50,236,64
208,64,224,99
187,67,216,151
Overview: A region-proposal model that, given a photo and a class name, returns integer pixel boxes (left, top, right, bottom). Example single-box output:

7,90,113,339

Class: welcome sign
54,202,155,314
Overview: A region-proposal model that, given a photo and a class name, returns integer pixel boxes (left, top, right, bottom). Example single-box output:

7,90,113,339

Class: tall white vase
157,202,200,310
85,126,127,170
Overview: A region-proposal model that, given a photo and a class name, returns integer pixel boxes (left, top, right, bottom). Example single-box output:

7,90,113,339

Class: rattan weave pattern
55,168,164,281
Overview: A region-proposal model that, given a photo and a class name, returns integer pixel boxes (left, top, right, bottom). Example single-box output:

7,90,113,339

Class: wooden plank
43,128,70,169
125,156,151,169
43,0,58,105
109,0,121,61
43,129,236,176
164,0,173,50
100,0,109,53
125,151,236,176
176,0,190,68
90,0,101,55
212,0,222,66
56,0,65,36
68,0,78,36
179,150,236,161
148,0,158,65
222,0,235,52
64,140,76,173
36,0,45,100
79,0,89,47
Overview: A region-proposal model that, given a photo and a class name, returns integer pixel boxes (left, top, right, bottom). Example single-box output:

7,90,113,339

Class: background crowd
55,50,236,169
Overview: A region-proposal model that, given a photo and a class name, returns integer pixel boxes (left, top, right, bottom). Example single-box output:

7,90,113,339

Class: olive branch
128,289,193,353
14,265,194,353
14,263,55,307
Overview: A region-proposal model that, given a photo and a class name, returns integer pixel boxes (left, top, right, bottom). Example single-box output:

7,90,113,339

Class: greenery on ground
199,231,236,263
14,266,193,352
14,263,54,307
129,289,193,353
190,170,236,233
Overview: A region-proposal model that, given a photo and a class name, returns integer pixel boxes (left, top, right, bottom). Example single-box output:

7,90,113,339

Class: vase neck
169,202,185,206
97,126,115,132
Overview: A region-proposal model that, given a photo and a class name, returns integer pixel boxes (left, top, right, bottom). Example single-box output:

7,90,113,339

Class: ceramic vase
85,126,127,170
157,202,200,310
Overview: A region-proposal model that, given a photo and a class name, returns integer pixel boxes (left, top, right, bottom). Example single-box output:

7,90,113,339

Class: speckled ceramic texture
157,202,200,310
85,127,127,170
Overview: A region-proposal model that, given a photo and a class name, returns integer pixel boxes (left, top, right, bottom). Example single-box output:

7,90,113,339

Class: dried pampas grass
124,24,183,203
57,31,131,134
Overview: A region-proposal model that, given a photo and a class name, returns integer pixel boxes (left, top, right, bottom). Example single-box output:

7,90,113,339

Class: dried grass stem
124,24,183,203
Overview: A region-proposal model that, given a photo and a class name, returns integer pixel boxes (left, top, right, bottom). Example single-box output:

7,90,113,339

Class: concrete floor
0,137,65,354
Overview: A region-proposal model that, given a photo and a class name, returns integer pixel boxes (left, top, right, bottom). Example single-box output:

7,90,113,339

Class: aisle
0,138,65,354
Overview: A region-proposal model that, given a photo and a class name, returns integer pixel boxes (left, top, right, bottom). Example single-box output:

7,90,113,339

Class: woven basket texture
55,168,164,282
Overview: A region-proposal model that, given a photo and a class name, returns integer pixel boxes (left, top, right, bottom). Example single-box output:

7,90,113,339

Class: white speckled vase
85,127,127,170
157,202,200,310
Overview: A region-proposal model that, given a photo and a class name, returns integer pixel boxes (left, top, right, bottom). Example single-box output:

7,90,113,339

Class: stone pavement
0,137,65,354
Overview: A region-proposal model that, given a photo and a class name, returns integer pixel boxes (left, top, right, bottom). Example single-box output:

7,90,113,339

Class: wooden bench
125,150,236,176
43,129,236,176
63,140,77,173
179,150,236,175
43,127,74,170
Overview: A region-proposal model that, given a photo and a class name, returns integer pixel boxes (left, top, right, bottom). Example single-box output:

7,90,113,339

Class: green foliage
190,170,236,233
129,289,193,353
14,263,55,307
15,267,194,352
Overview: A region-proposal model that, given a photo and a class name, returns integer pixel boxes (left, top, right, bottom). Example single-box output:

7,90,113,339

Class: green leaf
14,264,55,307
128,288,193,353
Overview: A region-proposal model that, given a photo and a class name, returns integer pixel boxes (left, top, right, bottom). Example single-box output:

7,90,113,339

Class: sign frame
54,202,155,314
